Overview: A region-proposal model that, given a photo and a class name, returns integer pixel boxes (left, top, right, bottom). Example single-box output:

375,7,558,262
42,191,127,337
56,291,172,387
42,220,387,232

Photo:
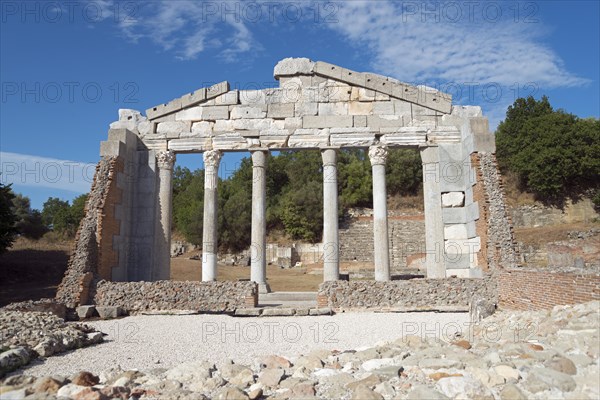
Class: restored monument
57,58,513,309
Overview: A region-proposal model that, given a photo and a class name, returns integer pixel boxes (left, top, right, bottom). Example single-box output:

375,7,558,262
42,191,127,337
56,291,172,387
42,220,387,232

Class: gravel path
20,312,470,377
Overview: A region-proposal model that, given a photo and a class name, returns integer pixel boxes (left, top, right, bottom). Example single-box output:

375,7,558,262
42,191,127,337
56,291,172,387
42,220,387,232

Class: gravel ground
19,312,470,377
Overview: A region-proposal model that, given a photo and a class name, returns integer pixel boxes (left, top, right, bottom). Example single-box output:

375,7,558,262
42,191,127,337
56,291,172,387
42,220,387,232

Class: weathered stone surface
95,306,123,319
274,57,315,78
76,305,97,319
93,281,257,313
258,368,285,387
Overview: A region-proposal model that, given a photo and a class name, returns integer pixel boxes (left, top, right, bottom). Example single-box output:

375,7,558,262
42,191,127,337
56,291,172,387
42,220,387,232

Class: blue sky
1,0,598,209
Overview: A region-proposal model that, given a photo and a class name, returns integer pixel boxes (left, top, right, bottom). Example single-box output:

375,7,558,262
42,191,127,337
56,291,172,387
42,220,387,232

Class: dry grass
170,254,323,292
513,222,599,247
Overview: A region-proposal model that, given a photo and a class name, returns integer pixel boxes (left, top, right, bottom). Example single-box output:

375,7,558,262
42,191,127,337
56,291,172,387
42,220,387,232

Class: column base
258,282,271,294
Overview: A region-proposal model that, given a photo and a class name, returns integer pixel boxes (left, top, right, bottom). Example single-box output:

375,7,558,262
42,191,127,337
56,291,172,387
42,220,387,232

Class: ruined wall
93,280,258,313
511,199,598,228
317,276,497,310
56,157,119,307
338,213,425,270
476,153,519,269
498,268,600,311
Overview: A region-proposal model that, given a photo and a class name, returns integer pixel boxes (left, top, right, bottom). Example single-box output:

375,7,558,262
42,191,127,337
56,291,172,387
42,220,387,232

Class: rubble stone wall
317,276,497,310
93,280,258,313
55,157,120,307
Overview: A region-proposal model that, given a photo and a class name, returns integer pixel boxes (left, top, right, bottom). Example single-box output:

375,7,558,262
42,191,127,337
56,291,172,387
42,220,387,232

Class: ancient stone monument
58,58,501,306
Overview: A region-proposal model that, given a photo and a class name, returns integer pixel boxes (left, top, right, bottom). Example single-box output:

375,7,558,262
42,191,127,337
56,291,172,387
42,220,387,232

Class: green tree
496,96,600,204
0,181,18,253
11,193,48,239
41,197,70,227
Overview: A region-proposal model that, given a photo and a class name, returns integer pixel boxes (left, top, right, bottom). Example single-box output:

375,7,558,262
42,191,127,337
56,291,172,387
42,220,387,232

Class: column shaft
202,150,221,281
251,150,270,293
322,149,339,281
369,146,390,281
155,151,176,281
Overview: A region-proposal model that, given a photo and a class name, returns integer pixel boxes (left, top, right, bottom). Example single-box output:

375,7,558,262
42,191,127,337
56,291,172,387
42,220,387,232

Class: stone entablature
96,58,497,288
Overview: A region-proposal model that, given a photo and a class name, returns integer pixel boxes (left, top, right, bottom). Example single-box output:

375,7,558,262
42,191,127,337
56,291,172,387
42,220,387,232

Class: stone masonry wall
477,153,519,269
498,269,600,311
56,157,119,307
94,281,258,313
339,214,425,271
317,276,497,310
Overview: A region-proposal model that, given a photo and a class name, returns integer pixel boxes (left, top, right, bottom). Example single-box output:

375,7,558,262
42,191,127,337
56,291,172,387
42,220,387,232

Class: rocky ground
0,311,103,378
1,301,598,399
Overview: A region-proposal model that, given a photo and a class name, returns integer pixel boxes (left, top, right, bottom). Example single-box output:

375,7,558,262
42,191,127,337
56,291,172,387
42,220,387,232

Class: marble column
155,150,176,281
251,150,270,293
369,145,390,281
321,148,339,281
420,146,446,278
202,150,222,281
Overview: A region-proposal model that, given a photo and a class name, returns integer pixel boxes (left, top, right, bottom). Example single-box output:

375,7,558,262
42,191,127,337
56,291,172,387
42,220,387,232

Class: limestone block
413,104,438,116
267,103,295,118
138,120,152,135
272,120,285,129
180,87,207,108
213,133,249,150
202,106,229,120
381,131,426,146
239,130,260,138
206,81,230,99
443,207,467,224
445,237,481,254
367,115,403,129
393,100,412,115
314,61,343,80
240,90,267,105
109,119,138,133
372,102,395,115
428,127,462,144
265,88,301,104
337,67,366,87
323,85,352,102
288,128,330,148
157,121,188,134
100,141,126,157
444,224,469,240
364,73,393,96
191,121,213,135
96,306,123,319
233,118,273,131
356,88,376,102
260,129,290,147
214,120,235,132
76,305,97,319
318,102,348,116
280,76,311,89
146,98,182,120
231,105,267,119
142,139,168,151
295,102,318,117
330,132,376,147
175,106,203,121
442,192,465,207
284,117,303,130
274,57,315,79
354,115,368,127
444,252,471,269
214,91,239,105
168,138,211,152
375,92,390,101
349,101,373,115
303,115,353,129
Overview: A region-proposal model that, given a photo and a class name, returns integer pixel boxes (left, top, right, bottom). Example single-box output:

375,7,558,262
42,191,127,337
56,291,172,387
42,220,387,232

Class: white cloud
112,0,257,62
0,152,94,193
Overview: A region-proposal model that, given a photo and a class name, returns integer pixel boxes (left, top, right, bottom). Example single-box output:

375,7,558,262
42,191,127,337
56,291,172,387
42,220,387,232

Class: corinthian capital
156,151,176,170
203,150,222,169
368,145,388,166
